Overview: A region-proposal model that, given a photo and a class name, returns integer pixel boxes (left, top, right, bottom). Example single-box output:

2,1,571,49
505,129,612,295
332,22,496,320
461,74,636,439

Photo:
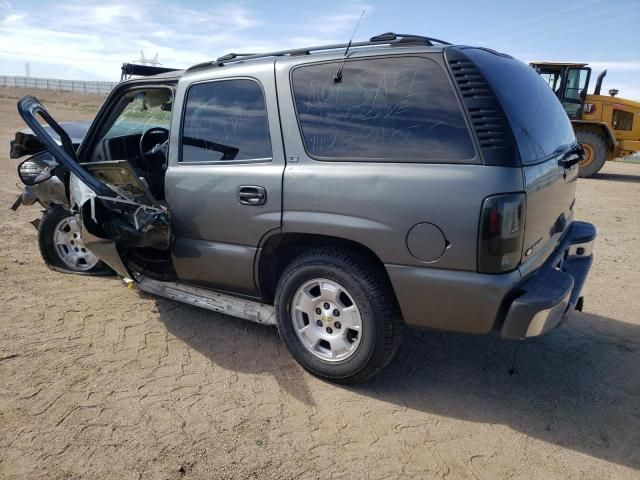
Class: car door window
181,79,272,163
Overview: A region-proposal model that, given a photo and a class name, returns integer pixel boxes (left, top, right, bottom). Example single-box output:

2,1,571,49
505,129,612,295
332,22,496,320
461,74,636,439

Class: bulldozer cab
530,62,591,119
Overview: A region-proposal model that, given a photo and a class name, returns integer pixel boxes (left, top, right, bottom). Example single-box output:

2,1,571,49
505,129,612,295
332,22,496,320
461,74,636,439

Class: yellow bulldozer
530,62,640,177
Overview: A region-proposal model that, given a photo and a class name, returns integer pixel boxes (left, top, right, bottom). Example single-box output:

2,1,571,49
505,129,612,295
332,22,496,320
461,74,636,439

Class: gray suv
14,33,596,383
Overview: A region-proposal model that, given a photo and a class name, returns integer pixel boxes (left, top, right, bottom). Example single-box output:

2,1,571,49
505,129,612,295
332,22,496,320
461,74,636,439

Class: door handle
237,185,266,206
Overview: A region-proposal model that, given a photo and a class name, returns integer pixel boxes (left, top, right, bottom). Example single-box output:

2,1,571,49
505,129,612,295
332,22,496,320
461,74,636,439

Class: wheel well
572,122,615,151
257,233,393,303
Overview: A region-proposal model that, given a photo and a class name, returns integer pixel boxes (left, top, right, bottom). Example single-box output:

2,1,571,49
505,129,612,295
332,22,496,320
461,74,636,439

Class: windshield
465,49,576,165
103,90,172,139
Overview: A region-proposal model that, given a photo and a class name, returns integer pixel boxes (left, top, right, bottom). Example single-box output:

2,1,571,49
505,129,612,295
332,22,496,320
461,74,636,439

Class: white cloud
0,1,373,81
580,61,640,99
0,0,267,79
605,83,640,101
586,61,640,72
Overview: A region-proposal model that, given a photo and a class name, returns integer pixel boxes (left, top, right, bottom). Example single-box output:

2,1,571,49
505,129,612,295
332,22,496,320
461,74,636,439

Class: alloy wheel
52,215,99,271
291,278,363,362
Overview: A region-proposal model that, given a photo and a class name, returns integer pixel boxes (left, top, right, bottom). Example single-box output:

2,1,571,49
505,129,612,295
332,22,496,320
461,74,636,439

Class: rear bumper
500,221,596,339
386,221,595,337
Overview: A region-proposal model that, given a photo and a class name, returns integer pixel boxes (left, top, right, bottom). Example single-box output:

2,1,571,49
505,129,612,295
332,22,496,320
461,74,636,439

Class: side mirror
18,151,57,186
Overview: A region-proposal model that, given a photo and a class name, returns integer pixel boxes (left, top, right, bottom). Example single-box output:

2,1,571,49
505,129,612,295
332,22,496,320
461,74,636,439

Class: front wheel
275,248,403,384
38,205,113,275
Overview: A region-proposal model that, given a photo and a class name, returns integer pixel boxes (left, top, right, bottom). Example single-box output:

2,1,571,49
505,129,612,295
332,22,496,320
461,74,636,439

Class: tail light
478,193,525,273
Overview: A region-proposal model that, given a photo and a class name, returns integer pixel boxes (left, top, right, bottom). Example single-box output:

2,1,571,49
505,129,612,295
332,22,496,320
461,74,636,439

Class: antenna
334,10,365,83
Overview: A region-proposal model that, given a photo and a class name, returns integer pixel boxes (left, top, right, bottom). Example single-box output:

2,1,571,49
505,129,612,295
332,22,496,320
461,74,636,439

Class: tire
575,129,608,178
38,205,113,275
274,247,403,384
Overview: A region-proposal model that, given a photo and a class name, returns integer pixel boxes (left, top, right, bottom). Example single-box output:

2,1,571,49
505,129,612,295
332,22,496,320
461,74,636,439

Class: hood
10,120,92,159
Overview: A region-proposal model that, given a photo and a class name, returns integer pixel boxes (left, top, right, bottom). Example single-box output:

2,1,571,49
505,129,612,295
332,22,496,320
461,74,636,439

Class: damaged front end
11,151,68,211
68,167,171,276
10,121,91,211
10,120,91,159
17,95,171,278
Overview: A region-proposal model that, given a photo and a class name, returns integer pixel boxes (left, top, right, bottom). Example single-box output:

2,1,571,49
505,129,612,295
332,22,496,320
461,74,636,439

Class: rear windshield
464,49,576,164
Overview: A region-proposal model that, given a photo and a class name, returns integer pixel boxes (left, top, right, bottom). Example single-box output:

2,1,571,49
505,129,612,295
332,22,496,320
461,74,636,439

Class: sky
1,0,639,98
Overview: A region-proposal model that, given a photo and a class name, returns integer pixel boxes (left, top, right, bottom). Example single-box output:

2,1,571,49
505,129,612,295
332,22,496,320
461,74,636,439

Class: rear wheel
575,129,608,178
38,205,112,275
275,248,403,384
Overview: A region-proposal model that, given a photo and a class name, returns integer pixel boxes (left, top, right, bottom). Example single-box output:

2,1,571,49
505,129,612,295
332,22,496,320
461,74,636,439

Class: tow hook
575,296,584,312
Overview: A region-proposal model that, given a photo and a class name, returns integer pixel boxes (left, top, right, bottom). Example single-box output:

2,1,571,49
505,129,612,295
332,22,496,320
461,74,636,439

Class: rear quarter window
291,56,476,163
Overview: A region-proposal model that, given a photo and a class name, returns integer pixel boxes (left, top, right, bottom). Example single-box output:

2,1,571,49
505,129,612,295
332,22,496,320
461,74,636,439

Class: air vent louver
449,59,492,99
446,50,520,166
468,107,512,149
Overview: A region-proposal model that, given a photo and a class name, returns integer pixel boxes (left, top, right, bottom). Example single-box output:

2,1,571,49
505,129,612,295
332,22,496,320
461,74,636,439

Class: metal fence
0,76,117,94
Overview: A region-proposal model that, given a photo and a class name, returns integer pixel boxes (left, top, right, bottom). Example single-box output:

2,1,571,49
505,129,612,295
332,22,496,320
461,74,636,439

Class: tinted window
291,56,475,162
464,49,576,165
181,79,271,162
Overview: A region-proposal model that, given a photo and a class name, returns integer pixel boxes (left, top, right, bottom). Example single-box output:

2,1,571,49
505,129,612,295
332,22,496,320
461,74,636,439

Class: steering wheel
139,127,170,163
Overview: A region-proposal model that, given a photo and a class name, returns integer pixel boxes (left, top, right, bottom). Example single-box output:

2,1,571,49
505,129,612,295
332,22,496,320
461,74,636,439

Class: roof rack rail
215,53,257,64
188,32,453,72
120,63,180,81
369,32,452,45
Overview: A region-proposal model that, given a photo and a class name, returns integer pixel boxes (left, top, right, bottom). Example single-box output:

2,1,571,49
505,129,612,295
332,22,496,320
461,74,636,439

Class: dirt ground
0,86,639,480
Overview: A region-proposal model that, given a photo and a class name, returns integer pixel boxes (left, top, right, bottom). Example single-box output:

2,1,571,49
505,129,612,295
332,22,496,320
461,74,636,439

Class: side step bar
125,275,276,326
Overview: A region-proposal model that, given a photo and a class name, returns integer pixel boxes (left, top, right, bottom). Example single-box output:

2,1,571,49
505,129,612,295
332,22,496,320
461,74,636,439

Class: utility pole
25,62,30,77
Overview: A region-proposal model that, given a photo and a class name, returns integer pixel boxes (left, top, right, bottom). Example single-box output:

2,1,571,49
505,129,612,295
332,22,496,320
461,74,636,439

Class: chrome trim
126,275,276,326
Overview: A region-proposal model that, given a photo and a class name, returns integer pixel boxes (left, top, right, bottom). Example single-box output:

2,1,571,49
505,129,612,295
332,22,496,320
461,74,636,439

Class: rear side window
291,56,475,162
181,79,271,162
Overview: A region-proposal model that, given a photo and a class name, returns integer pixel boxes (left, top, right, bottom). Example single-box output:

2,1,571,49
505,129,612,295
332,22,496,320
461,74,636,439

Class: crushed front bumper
501,221,596,339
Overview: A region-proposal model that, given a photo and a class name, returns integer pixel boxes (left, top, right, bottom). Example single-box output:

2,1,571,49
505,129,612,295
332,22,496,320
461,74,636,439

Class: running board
125,275,276,326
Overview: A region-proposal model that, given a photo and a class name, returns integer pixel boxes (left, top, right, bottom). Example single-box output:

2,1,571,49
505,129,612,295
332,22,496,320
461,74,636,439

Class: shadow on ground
592,171,640,183
156,298,640,470
154,296,316,406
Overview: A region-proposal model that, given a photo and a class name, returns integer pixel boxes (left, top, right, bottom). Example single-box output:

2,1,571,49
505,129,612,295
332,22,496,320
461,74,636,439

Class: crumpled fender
69,173,130,276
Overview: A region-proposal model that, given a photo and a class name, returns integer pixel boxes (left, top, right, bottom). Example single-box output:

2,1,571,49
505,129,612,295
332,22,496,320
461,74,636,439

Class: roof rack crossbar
369,32,452,45
187,32,452,72
215,52,258,63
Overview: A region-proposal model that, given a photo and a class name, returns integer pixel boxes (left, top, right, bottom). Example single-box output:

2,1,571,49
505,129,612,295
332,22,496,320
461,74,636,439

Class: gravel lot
1,87,639,479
